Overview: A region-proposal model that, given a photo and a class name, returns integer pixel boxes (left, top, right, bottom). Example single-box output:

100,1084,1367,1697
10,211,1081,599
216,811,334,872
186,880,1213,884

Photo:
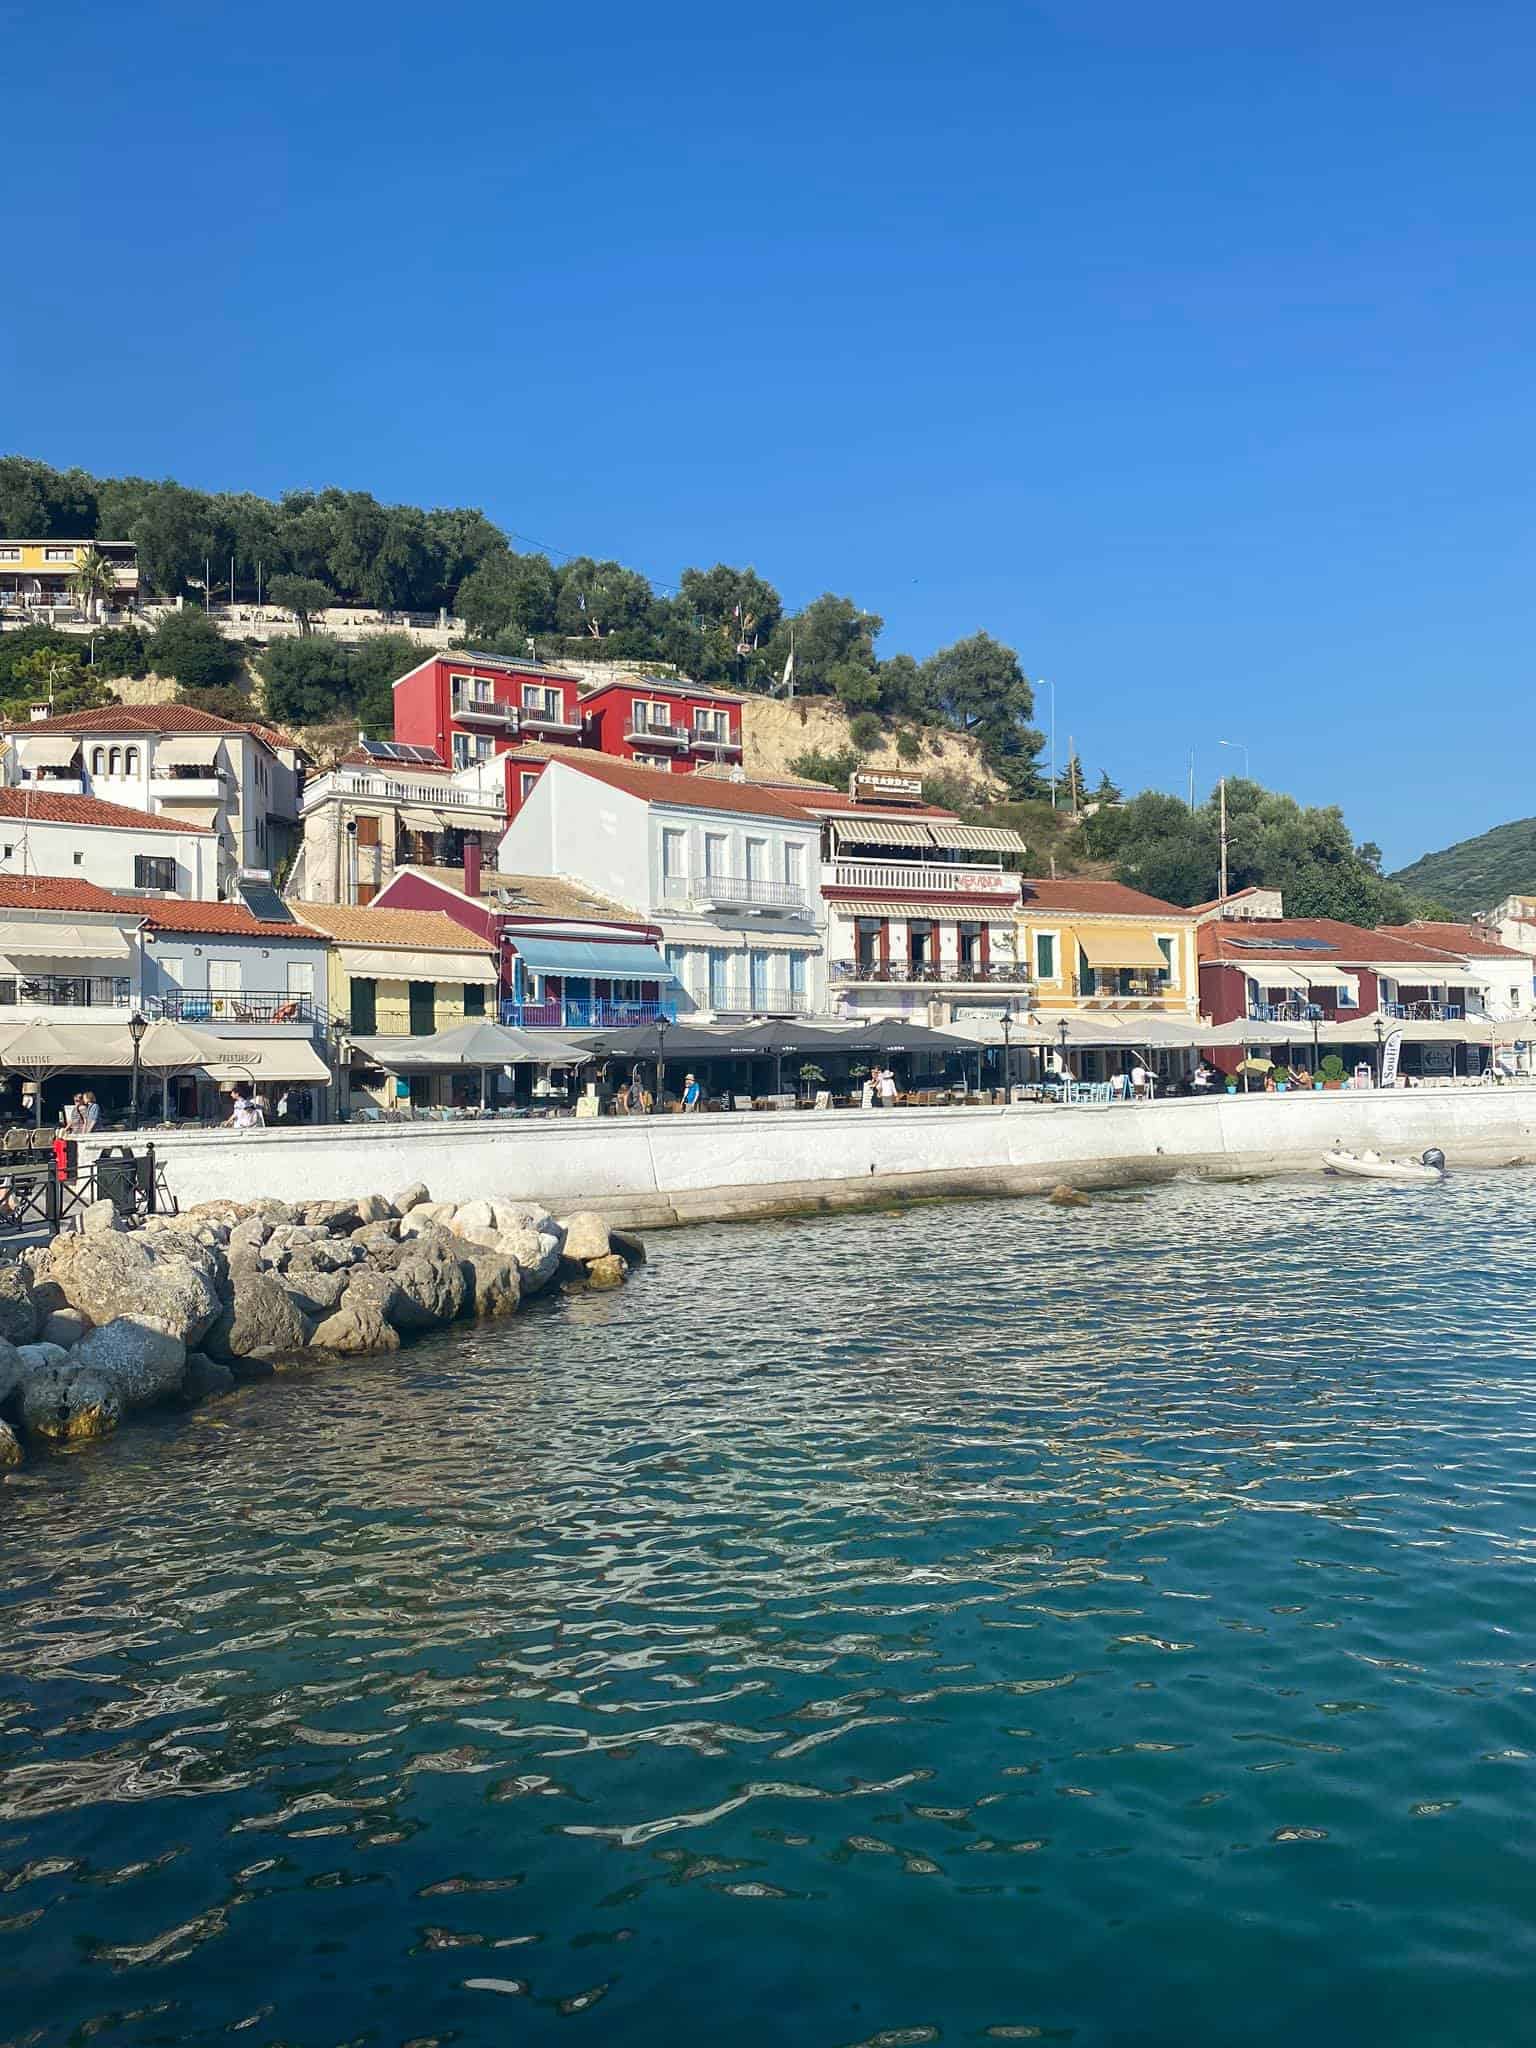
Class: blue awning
510,936,675,981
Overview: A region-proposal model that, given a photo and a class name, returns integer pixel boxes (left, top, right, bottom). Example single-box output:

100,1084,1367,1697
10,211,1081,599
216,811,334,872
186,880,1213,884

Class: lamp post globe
128,1010,148,1131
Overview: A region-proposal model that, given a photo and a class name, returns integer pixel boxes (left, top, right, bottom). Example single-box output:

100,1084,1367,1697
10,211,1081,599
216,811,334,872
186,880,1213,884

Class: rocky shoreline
0,1185,643,1467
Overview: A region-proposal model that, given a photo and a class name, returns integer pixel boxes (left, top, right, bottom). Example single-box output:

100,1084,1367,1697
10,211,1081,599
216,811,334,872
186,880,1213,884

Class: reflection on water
3,1175,1536,2048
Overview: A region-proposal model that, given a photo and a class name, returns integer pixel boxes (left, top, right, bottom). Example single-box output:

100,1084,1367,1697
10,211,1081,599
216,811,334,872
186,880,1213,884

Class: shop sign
849,771,924,805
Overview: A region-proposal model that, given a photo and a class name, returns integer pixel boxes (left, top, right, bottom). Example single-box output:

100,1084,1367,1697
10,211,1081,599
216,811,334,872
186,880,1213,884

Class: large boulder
354,1194,392,1225
0,1263,39,1346
390,1182,431,1216
0,1420,21,1467
19,1363,122,1441
498,1225,562,1295
340,1265,410,1329
82,1198,125,1236
391,1244,470,1330
181,1353,236,1401
311,1293,402,1355
39,1308,89,1349
458,1248,520,1319
186,1198,254,1225
71,1319,188,1409
283,1268,349,1318
299,1199,362,1235
585,1254,627,1290
205,1272,314,1361
0,1335,28,1407
42,1234,220,1348
351,1219,400,1250
17,1342,69,1371
560,1212,611,1264
400,1201,455,1238
228,1216,272,1257
610,1228,647,1267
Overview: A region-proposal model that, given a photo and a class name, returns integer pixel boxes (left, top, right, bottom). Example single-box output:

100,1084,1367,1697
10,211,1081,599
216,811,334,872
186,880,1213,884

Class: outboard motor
1421,1148,1446,1173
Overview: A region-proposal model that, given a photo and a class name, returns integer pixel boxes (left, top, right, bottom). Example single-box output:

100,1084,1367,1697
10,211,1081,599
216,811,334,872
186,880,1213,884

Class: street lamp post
128,1011,148,1131
1000,1011,1014,1099
1375,1015,1385,1088
1218,739,1250,780
1058,1017,1070,1098
654,1014,669,1113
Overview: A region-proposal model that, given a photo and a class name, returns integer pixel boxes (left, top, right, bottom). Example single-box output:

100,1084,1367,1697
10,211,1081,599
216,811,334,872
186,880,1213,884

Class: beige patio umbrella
0,1018,134,1127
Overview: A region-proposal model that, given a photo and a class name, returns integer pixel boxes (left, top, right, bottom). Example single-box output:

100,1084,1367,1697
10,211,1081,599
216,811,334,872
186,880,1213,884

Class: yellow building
0,540,138,616
296,902,498,1110
1014,879,1201,1084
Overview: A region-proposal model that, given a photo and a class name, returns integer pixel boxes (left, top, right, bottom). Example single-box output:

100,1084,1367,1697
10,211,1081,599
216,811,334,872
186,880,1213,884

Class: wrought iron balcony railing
148,991,325,1026
661,874,807,912
502,997,677,1030
830,960,1031,985
0,975,133,1011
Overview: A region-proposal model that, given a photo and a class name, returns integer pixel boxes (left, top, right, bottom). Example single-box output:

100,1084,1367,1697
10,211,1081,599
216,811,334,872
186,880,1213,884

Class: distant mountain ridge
1390,816,1536,918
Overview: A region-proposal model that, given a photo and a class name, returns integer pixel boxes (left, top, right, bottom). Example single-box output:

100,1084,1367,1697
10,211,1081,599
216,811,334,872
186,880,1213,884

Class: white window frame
783,841,805,891
0,547,19,562
703,832,729,879
451,734,470,769
519,770,540,802
44,546,75,562
661,828,687,884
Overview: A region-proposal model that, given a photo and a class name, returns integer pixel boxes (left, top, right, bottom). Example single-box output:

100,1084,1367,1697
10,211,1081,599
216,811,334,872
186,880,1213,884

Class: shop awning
0,1019,134,1071
0,921,132,963
157,803,223,832
1237,961,1311,990
337,944,497,985
928,823,1027,854
834,900,1011,921
832,818,938,849
155,737,224,769
348,1022,590,1070
1077,928,1170,970
398,808,450,834
196,1039,331,1082
15,734,81,768
509,936,675,980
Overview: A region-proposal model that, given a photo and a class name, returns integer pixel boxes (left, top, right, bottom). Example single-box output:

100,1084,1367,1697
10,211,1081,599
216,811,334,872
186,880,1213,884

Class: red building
391,653,585,774
578,677,744,773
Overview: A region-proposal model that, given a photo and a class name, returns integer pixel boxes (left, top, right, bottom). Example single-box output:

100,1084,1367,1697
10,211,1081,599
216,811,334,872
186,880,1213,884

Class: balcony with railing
1382,1000,1468,1021
693,984,811,1016
501,996,677,1030
829,860,1021,898
300,767,505,817
451,686,520,728
1247,1000,1324,1022
688,726,742,756
831,959,1031,987
1074,973,1174,1004
0,974,133,1012
146,990,326,1027
627,719,689,748
661,873,808,914
518,703,584,737
149,773,227,802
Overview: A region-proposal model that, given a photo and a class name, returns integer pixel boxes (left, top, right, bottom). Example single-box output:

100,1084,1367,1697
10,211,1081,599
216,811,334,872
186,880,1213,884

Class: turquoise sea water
3,1175,1535,2048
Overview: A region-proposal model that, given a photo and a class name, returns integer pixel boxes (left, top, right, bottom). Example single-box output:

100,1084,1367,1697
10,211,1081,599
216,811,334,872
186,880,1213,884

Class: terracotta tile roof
1198,917,1470,968
581,676,747,706
540,753,825,821
0,877,128,912
13,704,280,743
0,788,214,834
487,873,646,924
291,902,495,953
111,897,328,940
1377,921,1536,961
1019,877,1192,918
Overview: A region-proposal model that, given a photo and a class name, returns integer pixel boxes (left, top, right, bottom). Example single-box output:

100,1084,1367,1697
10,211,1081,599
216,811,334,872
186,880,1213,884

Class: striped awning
928,823,1026,854
0,920,132,962
338,945,497,985
155,737,224,769
835,900,1013,922
1077,928,1168,970
14,734,81,767
832,818,938,849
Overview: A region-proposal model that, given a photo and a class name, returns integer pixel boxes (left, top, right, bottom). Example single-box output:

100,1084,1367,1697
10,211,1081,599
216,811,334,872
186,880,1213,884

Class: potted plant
798,1062,826,1106
1272,1063,1291,1092
1318,1054,1347,1092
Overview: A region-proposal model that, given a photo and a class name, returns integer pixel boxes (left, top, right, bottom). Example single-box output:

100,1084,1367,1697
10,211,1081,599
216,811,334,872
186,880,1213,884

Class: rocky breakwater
0,1184,642,1468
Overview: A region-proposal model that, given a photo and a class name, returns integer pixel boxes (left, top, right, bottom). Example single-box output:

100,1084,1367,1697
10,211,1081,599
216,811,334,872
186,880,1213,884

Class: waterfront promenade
81,1085,1536,1226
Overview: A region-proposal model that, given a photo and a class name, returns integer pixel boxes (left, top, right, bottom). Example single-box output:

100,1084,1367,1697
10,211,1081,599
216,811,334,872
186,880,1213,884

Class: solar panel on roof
1226,935,1337,952
236,876,294,923
359,738,441,765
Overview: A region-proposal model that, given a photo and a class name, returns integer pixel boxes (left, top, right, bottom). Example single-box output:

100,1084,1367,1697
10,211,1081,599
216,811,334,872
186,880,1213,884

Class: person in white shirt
879,1068,899,1108
860,1072,876,1110
224,1084,266,1132
1131,1063,1152,1101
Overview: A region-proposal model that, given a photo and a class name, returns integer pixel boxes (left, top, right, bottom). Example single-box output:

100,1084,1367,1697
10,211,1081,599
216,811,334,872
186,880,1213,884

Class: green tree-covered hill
1389,817,1536,918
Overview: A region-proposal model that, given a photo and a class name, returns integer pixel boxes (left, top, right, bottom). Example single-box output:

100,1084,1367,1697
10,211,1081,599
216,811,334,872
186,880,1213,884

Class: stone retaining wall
79,1089,1536,1228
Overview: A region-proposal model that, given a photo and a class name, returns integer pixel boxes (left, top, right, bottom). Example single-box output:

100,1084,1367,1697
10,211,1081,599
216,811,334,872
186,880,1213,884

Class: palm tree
71,545,118,622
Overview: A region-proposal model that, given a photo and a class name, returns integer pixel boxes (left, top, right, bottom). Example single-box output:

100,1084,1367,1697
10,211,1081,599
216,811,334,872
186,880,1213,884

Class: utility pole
1046,678,1056,809
1188,750,1195,811
1218,777,1229,902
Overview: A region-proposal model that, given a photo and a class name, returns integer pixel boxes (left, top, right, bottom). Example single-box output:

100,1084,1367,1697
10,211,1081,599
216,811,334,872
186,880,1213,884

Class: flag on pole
1380,1028,1403,1088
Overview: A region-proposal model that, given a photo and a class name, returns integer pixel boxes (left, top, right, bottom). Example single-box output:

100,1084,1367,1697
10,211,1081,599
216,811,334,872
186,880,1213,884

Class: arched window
125,747,139,775
92,748,105,775
108,748,122,775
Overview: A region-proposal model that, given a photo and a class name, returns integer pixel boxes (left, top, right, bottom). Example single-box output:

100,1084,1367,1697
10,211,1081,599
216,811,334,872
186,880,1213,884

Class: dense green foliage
143,610,242,690
257,634,420,735
0,454,1047,794
1387,816,1536,918
1084,779,1448,922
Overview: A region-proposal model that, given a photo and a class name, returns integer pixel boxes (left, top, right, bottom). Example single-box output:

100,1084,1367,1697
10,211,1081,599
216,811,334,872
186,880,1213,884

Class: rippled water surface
4,1175,1536,2047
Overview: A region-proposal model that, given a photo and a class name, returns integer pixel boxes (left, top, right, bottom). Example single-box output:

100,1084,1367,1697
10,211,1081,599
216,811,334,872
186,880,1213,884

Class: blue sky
7,0,1535,868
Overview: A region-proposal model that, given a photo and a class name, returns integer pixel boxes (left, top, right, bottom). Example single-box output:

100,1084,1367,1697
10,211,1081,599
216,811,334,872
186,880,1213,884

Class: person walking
224,1083,265,1131
860,1070,876,1110
681,1072,702,1112
879,1066,899,1109
626,1069,649,1116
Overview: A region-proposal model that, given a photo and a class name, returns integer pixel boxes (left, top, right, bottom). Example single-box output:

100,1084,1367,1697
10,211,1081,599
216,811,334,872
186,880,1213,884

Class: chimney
463,837,483,897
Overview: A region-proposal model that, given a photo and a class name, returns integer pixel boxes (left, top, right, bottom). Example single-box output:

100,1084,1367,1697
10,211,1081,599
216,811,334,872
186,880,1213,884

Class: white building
5,705,304,892
287,738,506,906
498,755,824,1019
1377,920,1536,1029
791,773,1028,1026
0,787,219,899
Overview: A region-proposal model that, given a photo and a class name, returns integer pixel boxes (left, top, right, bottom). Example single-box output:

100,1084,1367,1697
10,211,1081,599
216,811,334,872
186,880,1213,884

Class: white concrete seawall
79,1088,1536,1228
